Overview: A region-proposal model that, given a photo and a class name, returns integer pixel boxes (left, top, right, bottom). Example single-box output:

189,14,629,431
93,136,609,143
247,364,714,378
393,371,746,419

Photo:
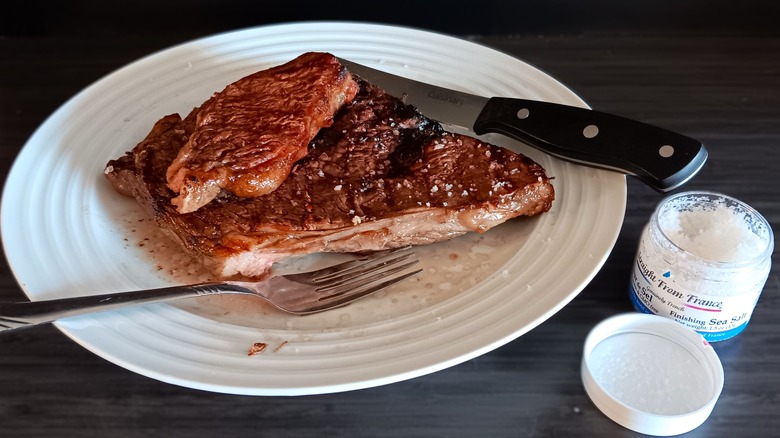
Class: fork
0,247,422,332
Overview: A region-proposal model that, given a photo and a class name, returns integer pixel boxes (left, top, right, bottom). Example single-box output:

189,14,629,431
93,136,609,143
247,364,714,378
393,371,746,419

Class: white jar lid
581,313,724,436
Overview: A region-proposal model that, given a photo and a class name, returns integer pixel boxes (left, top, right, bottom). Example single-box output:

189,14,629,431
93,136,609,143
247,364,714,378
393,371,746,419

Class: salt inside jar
629,191,774,341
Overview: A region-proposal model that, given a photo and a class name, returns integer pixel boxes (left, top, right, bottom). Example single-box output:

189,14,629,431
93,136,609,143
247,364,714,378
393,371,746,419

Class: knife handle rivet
516,108,530,119
659,145,675,158
583,124,599,138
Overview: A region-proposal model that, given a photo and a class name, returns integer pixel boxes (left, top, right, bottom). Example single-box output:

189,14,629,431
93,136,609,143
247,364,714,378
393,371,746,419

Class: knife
337,58,707,192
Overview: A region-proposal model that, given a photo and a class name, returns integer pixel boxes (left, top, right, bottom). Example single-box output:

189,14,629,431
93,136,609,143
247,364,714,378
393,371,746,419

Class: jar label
629,246,762,342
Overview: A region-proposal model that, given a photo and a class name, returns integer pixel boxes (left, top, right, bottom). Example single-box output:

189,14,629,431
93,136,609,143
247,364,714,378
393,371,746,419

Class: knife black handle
472,97,707,192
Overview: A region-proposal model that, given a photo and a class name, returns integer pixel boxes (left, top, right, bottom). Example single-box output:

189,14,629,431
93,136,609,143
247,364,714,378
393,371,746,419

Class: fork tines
311,246,416,283
310,247,422,306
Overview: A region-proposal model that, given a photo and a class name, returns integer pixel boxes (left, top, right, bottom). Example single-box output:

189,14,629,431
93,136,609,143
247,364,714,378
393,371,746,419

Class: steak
105,63,555,279
166,52,359,213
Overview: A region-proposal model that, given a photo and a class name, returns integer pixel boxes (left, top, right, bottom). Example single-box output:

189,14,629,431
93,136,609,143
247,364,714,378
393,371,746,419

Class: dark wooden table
1,21,778,438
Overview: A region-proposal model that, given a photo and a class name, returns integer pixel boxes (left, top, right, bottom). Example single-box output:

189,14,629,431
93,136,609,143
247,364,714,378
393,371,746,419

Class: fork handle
0,283,248,332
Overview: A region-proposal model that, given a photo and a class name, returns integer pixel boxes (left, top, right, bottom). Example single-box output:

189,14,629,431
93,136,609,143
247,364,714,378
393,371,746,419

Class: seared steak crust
106,75,554,279
166,52,359,213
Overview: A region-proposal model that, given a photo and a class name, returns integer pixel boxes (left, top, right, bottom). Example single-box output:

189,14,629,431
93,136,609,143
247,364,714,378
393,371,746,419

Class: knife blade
337,57,707,192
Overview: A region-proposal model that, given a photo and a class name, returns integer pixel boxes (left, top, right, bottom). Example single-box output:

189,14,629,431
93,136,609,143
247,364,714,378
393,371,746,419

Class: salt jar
629,191,774,342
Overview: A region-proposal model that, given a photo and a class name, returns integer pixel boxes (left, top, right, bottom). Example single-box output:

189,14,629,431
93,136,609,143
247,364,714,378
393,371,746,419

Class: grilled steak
166,52,359,213
105,62,555,279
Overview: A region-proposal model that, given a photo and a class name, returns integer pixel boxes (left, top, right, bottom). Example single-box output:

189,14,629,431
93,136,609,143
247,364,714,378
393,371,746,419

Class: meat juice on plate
121,206,534,331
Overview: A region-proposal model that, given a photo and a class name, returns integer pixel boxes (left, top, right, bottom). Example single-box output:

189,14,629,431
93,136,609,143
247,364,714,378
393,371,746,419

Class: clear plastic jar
629,192,774,342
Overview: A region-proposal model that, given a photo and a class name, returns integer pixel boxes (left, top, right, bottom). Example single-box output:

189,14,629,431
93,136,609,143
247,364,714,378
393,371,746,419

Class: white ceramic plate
1,22,626,395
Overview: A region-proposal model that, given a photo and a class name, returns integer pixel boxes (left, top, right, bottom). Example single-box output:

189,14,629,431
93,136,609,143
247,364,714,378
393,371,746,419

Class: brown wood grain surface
1,24,778,438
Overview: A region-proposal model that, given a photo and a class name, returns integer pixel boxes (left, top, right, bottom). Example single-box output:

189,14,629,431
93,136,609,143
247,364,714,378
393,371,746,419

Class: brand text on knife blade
428,90,463,107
